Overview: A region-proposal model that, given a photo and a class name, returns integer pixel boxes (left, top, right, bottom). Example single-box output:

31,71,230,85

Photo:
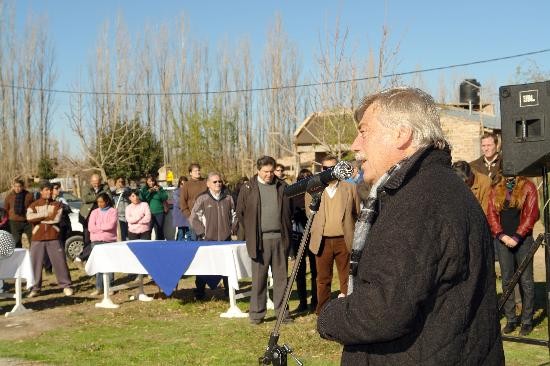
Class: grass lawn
0,263,548,365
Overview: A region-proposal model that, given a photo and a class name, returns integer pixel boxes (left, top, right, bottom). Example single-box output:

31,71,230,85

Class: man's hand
500,235,518,248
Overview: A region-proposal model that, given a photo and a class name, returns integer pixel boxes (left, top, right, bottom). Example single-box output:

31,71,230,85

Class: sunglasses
322,166,334,171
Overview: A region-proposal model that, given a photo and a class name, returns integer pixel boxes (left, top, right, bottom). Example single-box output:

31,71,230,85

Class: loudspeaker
499,80,550,177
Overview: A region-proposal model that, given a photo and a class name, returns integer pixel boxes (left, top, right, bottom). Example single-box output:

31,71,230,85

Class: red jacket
487,179,539,240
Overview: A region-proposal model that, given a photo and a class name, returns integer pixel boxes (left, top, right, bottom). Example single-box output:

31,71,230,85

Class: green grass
1,298,341,365
0,267,549,365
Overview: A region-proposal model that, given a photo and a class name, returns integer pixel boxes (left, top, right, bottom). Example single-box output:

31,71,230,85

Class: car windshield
60,192,82,210
61,192,80,202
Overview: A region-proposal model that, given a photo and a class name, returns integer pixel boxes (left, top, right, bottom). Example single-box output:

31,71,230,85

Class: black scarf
14,191,27,216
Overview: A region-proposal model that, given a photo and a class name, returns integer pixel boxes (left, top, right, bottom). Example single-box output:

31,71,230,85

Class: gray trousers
249,237,288,321
30,240,72,291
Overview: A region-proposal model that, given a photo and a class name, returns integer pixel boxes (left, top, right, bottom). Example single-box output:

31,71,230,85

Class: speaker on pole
499,80,550,177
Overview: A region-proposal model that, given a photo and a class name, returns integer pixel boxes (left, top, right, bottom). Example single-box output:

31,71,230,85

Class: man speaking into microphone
317,87,504,365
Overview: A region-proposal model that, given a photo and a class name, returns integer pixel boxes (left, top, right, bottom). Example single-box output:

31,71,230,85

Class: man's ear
394,126,413,150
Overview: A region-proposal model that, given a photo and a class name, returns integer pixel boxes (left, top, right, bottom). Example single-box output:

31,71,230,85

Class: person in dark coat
317,87,504,365
290,168,317,312
236,156,292,324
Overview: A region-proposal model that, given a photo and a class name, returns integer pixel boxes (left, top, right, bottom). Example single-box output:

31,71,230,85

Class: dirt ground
0,266,186,342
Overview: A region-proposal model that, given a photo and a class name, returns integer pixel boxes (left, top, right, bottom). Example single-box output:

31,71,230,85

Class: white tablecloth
85,241,252,290
84,241,253,316
0,248,34,289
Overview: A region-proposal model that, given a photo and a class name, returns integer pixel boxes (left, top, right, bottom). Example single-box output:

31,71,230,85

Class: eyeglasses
322,166,334,171
212,180,223,184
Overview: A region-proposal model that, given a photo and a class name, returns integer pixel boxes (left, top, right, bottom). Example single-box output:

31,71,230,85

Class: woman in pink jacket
88,192,118,296
125,189,152,240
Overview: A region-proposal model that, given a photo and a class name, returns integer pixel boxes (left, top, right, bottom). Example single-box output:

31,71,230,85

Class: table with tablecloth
85,240,252,317
0,248,35,317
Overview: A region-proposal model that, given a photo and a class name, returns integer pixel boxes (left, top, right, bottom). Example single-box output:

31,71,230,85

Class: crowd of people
1,86,544,364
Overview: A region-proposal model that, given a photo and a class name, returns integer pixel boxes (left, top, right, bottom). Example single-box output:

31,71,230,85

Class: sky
11,0,550,145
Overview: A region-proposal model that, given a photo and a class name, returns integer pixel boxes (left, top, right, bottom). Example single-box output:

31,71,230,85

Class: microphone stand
258,192,322,366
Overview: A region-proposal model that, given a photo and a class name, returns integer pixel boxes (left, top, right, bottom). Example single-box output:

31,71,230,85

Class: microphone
284,161,354,198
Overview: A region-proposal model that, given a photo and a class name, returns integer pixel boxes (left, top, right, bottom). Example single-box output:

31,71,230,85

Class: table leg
220,278,247,318
95,273,119,309
266,272,274,310
5,277,32,317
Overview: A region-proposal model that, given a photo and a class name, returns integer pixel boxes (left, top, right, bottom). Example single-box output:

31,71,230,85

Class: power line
1,48,549,96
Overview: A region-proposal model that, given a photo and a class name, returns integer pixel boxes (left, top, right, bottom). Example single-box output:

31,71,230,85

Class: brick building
280,104,500,179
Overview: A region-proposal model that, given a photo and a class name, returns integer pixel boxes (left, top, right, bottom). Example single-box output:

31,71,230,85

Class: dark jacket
80,183,112,220
317,147,504,365
487,177,539,241
189,190,236,241
235,175,291,260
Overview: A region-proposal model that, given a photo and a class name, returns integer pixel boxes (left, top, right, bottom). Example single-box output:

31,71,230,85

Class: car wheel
65,235,84,261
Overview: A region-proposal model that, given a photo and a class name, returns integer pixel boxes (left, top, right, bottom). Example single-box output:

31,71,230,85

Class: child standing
88,192,118,296
125,190,152,240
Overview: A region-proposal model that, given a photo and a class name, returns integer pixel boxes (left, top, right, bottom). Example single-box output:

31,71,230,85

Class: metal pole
542,166,550,356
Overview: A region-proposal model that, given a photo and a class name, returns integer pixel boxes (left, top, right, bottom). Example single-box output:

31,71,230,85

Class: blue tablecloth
127,240,236,295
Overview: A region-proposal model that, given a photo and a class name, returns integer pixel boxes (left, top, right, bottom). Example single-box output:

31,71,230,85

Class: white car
65,207,85,261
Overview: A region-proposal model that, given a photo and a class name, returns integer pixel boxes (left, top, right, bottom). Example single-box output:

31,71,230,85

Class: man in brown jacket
452,160,492,215
26,182,73,298
306,155,360,314
3,179,34,248
180,163,207,241
469,132,502,185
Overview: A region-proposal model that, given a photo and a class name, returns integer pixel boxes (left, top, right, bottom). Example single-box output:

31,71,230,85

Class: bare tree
68,19,149,181
262,14,302,158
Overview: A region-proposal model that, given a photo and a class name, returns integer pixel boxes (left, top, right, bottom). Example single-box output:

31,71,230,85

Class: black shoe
282,316,294,324
250,318,263,325
294,302,308,313
194,288,206,300
502,322,519,334
519,324,533,336
310,301,318,312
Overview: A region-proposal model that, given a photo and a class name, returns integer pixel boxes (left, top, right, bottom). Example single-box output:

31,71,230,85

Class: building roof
294,109,356,146
439,106,501,130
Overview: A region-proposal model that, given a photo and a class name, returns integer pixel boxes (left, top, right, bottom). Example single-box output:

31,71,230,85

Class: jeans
151,213,165,240
119,220,128,241
92,241,114,290
176,226,191,241
186,227,198,241
497,235,535,325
